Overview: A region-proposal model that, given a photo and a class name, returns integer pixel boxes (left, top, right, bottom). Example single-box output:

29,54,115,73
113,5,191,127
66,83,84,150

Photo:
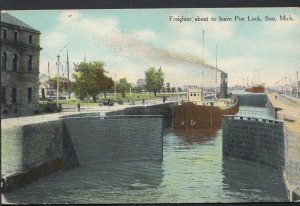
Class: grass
39,92,182,106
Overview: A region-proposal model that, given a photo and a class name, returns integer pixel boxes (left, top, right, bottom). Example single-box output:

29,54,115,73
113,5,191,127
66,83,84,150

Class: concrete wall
106,102,177,128
222,116,285,170
63,116,163,165
236,93,267,107
266,95,276,119
1,120,62,176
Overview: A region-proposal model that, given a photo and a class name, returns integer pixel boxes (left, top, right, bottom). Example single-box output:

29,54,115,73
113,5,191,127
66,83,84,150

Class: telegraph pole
114,73,117,99
67,47,70,99
202,30,204,59
48,61,50,80
56,55,60,107
215,44,218,100
60,45,71,99
297,70,299,99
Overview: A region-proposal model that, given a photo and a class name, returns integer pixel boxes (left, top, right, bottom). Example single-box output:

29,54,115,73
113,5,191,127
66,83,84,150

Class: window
28,55,32,71
1,87,6,104
13,53,18,71
194,93,196,96
28,87,32,102
2,29,7,40
14,31,18,41
12,88,17,103
29,34,33,44
190,93,192,96
2,52,7,70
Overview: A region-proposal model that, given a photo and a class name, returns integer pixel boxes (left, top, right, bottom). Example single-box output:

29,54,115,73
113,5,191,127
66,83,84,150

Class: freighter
172,88,239,131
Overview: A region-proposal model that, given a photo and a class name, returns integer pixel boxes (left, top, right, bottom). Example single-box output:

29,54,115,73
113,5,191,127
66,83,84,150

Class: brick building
1,12,42,117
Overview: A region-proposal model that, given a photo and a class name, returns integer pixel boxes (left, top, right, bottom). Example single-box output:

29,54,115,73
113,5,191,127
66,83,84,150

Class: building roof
1,12,39,32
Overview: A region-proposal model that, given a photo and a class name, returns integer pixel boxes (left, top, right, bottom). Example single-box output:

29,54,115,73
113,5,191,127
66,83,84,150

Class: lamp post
60,45,70,99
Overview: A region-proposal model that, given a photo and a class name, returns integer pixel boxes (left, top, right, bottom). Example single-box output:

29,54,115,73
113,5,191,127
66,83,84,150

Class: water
3,129,288,204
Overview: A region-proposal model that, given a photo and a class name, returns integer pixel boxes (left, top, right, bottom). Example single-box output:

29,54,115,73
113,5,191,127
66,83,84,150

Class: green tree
145,67,164,97
72,61,113,102
117,78,131,98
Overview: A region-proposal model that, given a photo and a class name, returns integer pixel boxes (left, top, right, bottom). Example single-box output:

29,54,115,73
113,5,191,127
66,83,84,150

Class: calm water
3,129,288,204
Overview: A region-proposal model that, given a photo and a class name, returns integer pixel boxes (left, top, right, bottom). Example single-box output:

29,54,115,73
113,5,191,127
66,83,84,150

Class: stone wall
266,95,276,119
1,17,41,117
63,116,163,165
222,116,285,170
106,102,177,128
1,120,62,176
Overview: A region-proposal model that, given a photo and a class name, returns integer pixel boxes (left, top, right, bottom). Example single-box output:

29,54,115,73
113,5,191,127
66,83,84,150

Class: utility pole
202,30,204,59
297,70,299,99
48,61,50,80
114,73,117,99
60,45,71,99
202,70,204,101
215,44,218,100
56,55,60,107
67,47,70,99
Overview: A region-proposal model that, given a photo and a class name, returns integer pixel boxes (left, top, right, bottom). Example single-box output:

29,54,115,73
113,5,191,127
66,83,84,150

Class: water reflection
173,128,219,145
4,160,163,204
222,158,288,202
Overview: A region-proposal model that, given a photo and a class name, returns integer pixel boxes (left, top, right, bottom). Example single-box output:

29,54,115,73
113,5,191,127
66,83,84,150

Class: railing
238,109,270,118
59,109,101,118
62,114,163,120
223,115,283,125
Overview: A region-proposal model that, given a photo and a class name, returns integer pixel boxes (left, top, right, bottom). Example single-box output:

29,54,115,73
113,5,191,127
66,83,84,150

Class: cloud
134,29,158,41
41,31,67,51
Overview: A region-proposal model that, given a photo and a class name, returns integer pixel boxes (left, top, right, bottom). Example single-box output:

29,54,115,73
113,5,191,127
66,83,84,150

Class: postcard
1,7,300,204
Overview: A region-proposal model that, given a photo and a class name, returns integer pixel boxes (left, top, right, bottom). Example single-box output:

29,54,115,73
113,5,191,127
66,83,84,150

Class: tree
72,61,113,102
145,67,164,97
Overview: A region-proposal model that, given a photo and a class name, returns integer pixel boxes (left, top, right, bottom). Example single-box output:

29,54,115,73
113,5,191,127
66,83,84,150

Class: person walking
77,102,81,112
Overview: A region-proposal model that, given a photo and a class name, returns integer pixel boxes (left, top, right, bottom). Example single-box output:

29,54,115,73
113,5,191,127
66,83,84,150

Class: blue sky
8,8,300,87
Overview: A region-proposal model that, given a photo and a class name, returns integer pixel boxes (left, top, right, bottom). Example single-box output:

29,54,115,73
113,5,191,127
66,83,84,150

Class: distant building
1,12,42,117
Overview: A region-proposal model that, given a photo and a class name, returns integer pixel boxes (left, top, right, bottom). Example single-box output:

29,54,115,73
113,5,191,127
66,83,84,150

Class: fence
237,109,271,119
223,115,283,125
59,109,101,118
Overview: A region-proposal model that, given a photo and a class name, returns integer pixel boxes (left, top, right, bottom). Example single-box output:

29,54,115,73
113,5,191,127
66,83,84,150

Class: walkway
268,92,300,200
1,99,171,128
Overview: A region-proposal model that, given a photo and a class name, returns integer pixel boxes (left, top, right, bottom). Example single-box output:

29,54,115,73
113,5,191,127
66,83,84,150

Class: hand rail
222,115,283,125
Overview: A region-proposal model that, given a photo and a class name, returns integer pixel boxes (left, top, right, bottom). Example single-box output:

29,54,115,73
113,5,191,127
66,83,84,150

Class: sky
7,8,300,87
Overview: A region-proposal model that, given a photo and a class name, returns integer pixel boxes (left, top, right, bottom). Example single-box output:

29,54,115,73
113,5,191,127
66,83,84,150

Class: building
1,12,42,117
187,88,203,105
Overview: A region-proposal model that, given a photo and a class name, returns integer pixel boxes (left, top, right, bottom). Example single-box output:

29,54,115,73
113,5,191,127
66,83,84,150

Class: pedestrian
142,98,145,105
163,96,166,103
77,102,80,112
